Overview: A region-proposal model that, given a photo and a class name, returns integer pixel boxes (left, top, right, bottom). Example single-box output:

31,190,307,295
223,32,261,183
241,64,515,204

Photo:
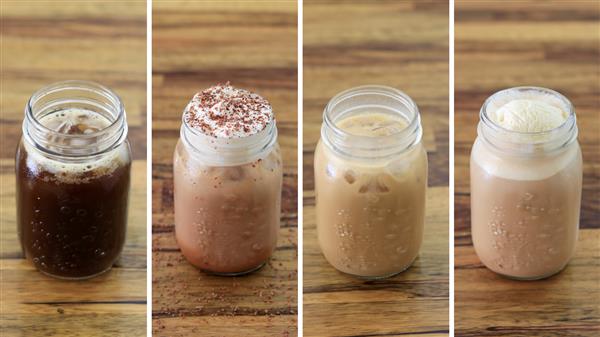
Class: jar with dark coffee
16,81,131,279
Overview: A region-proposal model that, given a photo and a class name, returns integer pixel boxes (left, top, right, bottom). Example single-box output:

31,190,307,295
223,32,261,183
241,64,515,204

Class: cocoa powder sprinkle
183,82,273,138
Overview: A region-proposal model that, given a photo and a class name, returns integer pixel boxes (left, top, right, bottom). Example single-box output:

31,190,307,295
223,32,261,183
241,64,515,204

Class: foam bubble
24,108,128,183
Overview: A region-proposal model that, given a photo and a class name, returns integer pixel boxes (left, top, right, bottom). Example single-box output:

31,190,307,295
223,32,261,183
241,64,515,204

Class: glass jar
314,85,428,279
173,111,282,276
16,80,131,279
470,86,582,280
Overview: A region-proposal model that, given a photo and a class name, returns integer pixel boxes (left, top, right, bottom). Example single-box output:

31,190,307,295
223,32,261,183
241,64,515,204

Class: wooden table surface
0,2,147,337
455,1,600,336
151,1,297,336
303,1,449,336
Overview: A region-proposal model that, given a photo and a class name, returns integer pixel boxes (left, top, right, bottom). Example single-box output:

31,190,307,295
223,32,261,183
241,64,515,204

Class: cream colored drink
315,108,427,278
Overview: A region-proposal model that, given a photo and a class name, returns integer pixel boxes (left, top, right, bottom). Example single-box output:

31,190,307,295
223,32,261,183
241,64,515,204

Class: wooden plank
303,1,449,336
455,1,600,336
151,1,298,336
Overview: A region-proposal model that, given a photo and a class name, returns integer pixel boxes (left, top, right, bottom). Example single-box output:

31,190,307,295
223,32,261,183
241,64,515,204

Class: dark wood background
455,1,600,336
303,1,449,336
151,1,298,336
0,1,147,336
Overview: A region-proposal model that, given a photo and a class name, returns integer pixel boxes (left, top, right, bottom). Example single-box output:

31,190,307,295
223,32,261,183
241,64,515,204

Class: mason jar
173,103,282,276
16,80,131,279
314,85,428,279
471,86,582,280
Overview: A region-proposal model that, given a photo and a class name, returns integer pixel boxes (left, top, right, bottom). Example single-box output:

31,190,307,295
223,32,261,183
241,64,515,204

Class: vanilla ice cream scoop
489,99,568,132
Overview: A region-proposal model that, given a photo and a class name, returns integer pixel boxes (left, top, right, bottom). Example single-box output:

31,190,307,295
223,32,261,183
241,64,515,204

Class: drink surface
41,108,111,134
336,112,408,137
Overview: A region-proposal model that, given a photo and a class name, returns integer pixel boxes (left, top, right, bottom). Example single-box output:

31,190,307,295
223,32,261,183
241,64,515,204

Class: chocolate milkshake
173,83,282,275
470,87,582,280
315,86,427,278
16,81,131,279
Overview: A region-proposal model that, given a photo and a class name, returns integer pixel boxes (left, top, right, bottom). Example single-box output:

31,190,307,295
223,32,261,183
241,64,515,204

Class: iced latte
315,86,427,278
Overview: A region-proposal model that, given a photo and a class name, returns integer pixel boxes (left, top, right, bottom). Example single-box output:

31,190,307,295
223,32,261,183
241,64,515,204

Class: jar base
37,265,113,281
199,261,267,277
490,263,569,281
334,256,418,280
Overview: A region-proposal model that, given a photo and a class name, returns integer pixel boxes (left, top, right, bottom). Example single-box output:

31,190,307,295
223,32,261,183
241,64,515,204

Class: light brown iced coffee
173,83,282,275
315,86,427,278
471,87,582,280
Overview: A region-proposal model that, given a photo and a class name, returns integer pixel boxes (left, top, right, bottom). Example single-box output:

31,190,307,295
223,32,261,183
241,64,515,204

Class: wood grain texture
151,1,298,336
0,2,147,336
303,1,449,336
455,1,600,336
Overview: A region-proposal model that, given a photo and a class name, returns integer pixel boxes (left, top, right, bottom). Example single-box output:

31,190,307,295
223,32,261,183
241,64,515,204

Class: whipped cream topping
183,83,273,138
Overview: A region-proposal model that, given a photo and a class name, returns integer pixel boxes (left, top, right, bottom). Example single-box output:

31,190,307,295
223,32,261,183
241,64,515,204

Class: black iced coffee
16,81,131,279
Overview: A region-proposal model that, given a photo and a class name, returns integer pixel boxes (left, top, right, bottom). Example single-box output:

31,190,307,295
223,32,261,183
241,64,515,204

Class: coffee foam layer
25,108,127,183
24,140,127,184
471,137,579,181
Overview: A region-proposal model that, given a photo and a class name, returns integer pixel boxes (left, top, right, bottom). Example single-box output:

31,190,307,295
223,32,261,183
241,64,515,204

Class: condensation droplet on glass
344,170,356,184
396,246,407,254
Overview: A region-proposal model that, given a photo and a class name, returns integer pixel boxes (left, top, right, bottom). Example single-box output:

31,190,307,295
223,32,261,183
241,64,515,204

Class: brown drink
470,87,582,280
16,82,131,279
173,83,282,275
314,86,427,279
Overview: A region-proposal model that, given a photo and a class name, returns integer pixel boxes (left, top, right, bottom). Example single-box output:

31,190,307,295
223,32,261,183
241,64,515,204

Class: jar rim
26,80,124,138
323,84,420,141
321,85,423,160
23,80,128,158
180,104,278,166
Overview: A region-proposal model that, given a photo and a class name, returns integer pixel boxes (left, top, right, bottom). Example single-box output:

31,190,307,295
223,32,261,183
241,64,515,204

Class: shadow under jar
314,85,428,279
470,87,582,280
173,86,282,276
16,81,131,280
